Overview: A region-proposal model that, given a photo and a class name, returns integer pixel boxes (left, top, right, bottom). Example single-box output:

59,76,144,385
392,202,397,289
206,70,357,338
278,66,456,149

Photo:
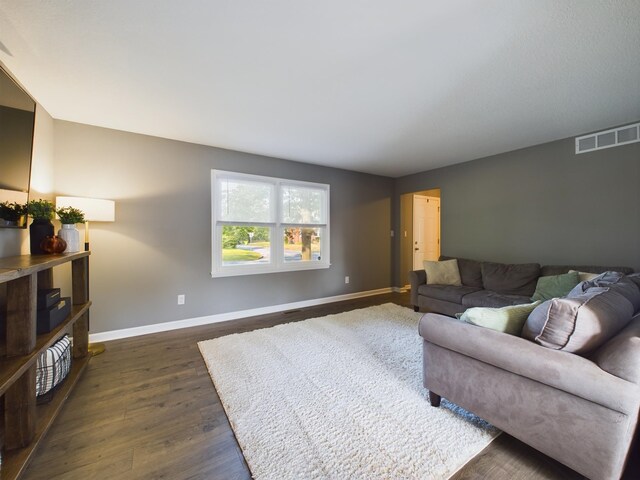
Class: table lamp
55,196,115,250
55,196,115,355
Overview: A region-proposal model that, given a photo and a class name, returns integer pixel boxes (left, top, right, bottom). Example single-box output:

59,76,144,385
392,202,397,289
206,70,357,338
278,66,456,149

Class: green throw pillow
531,271,580,302
459,301,541,336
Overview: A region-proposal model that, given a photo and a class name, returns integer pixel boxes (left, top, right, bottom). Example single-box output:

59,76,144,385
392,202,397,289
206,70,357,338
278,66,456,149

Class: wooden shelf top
0,252,90,283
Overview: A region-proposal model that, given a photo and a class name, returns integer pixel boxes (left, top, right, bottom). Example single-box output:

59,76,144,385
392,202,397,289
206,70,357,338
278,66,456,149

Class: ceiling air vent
575,122,640,154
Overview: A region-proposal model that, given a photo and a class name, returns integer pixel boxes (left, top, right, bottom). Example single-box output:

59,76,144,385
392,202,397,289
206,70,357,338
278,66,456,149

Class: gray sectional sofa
409,255,633,315
415,259,640,480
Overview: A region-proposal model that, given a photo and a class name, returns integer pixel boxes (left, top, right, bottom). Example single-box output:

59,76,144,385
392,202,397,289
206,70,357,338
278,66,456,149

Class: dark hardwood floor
20,292,635,479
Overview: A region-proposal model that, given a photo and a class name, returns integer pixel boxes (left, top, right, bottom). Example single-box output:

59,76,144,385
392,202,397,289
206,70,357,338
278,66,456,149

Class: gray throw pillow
569,271,640,313
522,287,634,354
628,273,640,290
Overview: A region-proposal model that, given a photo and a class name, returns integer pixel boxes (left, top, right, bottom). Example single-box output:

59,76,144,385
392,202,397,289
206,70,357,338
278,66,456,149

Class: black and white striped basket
36,335,72,397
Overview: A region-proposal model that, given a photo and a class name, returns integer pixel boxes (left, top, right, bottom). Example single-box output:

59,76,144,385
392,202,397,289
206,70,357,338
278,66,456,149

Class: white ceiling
1,1,639,177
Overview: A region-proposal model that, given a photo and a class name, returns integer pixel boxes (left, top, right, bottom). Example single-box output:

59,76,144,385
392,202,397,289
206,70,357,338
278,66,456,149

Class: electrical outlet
390,230,394,237
345,276,350,284
177,294,185,305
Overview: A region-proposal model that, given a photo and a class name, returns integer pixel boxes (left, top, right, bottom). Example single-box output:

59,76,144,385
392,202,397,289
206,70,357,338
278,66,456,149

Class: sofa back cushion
481,261,540,296
522,288,634,354
440,256,483,288
424,259,462,286
540,265,634,276
590,314,640,384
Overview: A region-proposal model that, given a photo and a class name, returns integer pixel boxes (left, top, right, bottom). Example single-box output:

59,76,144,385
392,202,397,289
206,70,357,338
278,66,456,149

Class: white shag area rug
198,303,499,480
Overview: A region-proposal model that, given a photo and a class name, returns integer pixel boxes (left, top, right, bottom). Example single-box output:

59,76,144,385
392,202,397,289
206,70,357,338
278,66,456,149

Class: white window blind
281,184,327,225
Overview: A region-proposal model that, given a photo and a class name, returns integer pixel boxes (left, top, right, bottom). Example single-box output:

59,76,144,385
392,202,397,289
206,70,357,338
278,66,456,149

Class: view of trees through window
221,226,321,265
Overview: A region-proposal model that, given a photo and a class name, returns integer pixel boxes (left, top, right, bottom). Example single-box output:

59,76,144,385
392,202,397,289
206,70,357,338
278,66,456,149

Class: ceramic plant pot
30,219,55,254
58,224,81,253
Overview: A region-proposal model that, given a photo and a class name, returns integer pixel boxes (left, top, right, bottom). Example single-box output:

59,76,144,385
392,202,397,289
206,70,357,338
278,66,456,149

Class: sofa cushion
461,290,532,308
481,261,540,296
440,256,483,288
418,284,481,304
531,271,580,302
522,288,634,354
569,272,640,313
540,265,634,277
459,301,541,335
424,259,462,286
590,314,640,384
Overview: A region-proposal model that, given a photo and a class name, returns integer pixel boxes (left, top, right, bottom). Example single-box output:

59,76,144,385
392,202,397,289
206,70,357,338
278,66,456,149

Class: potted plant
0,202,27,227
56,207,85,253
27,199,56,254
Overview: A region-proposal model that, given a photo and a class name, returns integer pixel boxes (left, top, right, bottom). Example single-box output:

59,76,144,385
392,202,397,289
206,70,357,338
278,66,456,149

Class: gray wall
393,131,640,286
53,121,394,333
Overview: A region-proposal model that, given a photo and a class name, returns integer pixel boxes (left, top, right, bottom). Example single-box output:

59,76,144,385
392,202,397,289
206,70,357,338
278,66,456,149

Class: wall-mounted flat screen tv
0,64,36,228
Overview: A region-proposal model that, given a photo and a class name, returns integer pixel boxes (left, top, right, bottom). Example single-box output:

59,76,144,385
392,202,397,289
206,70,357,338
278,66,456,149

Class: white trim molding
90,287,394,343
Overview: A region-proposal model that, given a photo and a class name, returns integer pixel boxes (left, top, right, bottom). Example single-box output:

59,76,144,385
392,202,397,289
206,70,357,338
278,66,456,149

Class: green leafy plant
0,202,27,222
27,199,55,221
56,206,85,224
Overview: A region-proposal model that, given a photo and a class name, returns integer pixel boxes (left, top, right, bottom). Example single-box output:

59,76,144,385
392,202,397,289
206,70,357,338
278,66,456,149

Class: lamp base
89,342,106,356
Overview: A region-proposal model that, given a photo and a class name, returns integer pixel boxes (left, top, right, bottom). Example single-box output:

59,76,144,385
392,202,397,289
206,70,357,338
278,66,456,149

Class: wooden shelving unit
0,252,91,480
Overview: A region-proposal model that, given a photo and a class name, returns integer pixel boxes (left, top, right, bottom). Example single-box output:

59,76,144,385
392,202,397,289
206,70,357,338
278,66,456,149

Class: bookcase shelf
0,251,91,480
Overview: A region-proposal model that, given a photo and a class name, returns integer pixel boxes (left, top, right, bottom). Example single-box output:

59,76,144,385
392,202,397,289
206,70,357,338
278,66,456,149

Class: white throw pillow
460,301,541,336
424,259,462,286
569,270,599,282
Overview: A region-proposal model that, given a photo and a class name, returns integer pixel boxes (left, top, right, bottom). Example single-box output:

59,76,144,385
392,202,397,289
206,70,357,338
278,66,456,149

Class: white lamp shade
56,196,115,222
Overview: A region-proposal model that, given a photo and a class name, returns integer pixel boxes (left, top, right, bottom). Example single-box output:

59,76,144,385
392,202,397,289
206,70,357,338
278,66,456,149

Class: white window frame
211,170,330,277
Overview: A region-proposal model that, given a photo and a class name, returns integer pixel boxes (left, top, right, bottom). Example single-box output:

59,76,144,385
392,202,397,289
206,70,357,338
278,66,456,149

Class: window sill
211,262,331,278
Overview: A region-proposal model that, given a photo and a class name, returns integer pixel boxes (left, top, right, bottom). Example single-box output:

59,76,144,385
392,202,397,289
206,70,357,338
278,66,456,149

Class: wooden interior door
413,195,440,270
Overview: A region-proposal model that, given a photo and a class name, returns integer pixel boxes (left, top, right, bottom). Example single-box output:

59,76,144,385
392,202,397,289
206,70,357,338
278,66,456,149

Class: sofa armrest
419,313,640,415
409,269,426,307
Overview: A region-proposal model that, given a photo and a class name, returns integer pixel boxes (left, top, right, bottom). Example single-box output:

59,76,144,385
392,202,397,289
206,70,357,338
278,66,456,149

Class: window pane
222,226,271,265
281,185,326,224
283,227,322,262
219,178,274,223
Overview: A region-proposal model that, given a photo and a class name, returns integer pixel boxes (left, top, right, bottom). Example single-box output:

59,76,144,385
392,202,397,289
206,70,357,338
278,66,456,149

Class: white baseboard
89,287,395,343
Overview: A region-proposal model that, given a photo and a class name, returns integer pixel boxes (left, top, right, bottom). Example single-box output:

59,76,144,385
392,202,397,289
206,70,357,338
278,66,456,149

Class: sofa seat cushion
461,290,532,308
523,288,634,354
481,261,541,296
418,284,481,304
